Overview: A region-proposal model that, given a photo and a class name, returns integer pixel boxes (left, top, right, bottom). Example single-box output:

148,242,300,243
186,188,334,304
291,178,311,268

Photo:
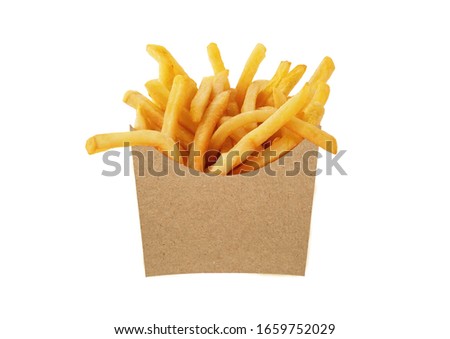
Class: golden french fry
308,56,334,92
146,45,188,76
240,80,268,130
225,89,240,116
123,90,194,148
241,80,268,112
273,87,287,108
304,104,325,126
207,43,226,74
209,83,311,175
256,61,291,107
145,79,169,110
220,138,234,153
146,45,189,90
277,64,307,96
136,105,158,130
235,135,299,173
219,115,231,125
212,69,230,97
218,117,248,143
210,102,337,155
158,62,174,91
210,107,276,150
162,75,196,140
85,130,180,160
191,90,230,171
310,82,330,106
230,144,266,174
228,127,249,143
190,76,214,123
123,90,164,126
124,89,197,134
134,105,150,130
235,43,266,107
285,115,337,154
227,102,240,116
300,82,330,122
88,44,338,177
133,114,148,130
184,79,198,109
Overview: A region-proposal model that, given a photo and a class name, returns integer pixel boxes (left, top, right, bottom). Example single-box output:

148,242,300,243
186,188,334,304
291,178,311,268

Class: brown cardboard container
132,140,318,276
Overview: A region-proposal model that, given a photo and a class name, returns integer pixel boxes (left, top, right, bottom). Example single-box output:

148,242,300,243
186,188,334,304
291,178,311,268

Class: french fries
256,61,291,107
235,43,266,108
273,87,287,108
207,42,226,75
208,84,311,175
191,90,230,171
233,136,298,174
86,43,338,176
241,80,268,113
145,79,169,110
146,44,190,90
190,76,214,123
123,90,194,148
212,69,230,97
278,64,307,96
86,130,180,159
162,75,197,140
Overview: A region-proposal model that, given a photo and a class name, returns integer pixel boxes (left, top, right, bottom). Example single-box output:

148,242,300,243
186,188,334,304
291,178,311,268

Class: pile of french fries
86,43,337,175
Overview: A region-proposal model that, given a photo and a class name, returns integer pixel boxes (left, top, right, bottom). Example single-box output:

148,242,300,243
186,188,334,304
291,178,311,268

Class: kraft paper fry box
132,140,318,276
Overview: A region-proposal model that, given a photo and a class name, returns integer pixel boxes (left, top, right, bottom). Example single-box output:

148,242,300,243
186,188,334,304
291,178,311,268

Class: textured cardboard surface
132,140,318,276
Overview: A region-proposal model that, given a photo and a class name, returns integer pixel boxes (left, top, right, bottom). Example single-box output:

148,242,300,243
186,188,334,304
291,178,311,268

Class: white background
1,1,449,338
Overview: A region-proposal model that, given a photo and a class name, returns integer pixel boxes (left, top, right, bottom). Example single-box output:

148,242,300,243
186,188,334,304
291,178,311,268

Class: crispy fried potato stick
241,80,268,130
146,45,188,76
191,90,230,171
235,43,266,107
304,104,325,126
277,64,307,96
220,138,234,153
124,89,197,134
218,115,231,125
299,82,330,122
162,75,197,140
210,104,337,154
212,69,230,97
145,79,169,110
133,112,148,130
190,76,214,123
207,43,226,74
85,130,180,160
230,144,266,174
209,84,311,175
123,90,194,147
285,115,337,153
123,90,164,125
228,127,248,143
241,80,268,112
234,135,299,174
273,87,287,108
146,45,189,90
210,107,276,150
308,56,334,92
136,105,158,130
208,43,230,91
134,104,151,130
156,63,173,91
256,61,291,107
219,116,248,143
225,89,240,116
